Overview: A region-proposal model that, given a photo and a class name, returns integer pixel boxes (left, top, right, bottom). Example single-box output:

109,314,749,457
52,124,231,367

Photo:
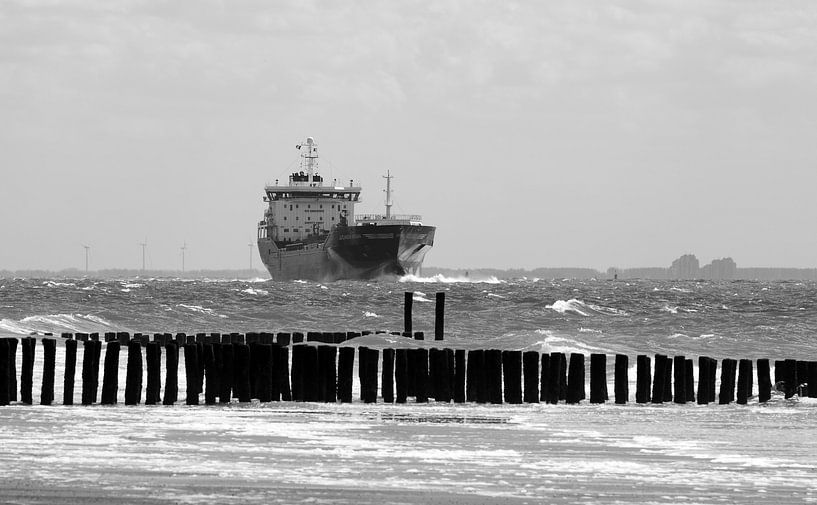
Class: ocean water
1,276,816,504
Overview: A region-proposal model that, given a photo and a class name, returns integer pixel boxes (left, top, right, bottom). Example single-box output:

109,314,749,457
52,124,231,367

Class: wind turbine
139,238,147,271
82,245,90,274
248,241,254,271
181,242,187,273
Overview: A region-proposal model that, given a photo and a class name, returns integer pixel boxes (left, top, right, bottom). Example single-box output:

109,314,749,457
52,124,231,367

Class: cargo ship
257,137,435,281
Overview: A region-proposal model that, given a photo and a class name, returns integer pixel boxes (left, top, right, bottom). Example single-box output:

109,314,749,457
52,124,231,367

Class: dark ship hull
258,224,435,281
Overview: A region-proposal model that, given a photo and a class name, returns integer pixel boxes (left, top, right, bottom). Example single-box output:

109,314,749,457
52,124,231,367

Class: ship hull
258,225,435,281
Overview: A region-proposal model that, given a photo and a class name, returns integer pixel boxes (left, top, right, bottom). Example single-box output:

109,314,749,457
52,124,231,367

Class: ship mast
383,170,393,219
298,137,318,184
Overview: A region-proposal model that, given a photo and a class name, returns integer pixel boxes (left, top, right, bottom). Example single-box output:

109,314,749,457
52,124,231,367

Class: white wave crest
363,311,379,318
662,305,679,314
241,288,269,296
177,304,228,318
0,313,120,335
532,330,611,355
547,299,626,317
399,273,504,284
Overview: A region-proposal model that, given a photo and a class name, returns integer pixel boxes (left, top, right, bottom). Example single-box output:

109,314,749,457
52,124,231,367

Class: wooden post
124,340,143,405
782,359,798,399
163,343,178,405
614,354,628,404
522,351,539,403
431,348,451,402
40,338,56,405
80,340,97,405
697,357,710,405
382,348,395,403
465,350,479,402
685,359,695,402
719,358,737,404
183,343,199,405
145,342,162,405
100,341,120,405
414,348,429,403
807,361,817,399
662,356,673,402
539,353,550,403
256,343,273,402
502,350,522,404
63,339,77,405
234,344,251,402
203,344,218,404
635,355,650,403
546,352,563,404
20,337,35,404
590,353,607,404
220,343,234,403
453,349,466,403
337,347,354,403
278,345,291,401
566,353,584,404
8,338,17,402
395,348,408,403
673,355,686,404
756,358,772,403
0,339,9,406
737,359,752,404
558,353,568,401
485,349,502,404
363,347,379,403
651,354,666,404
318,345,337,403
707,357,718,403
404,292,413,335
434,292,445,341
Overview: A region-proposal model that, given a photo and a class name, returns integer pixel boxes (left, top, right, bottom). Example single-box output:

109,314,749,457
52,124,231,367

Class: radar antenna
383,170,393,219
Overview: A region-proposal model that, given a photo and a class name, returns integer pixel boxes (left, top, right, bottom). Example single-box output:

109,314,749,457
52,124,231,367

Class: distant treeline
423,266,817,281
0,268,269,280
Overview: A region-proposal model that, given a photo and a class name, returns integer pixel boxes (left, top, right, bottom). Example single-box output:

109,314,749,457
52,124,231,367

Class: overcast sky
1,0,816,271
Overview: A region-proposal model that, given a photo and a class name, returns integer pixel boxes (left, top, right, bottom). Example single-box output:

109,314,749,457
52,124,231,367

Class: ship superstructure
257,137,435,281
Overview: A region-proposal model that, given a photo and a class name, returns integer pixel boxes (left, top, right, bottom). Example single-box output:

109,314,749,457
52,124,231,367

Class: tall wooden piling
502,350,523,404
435,292,445,341
278,345,291,401
707,357,718,403
64,339,77,405
382,348,395,403
523,351,539,403
431,348,451,402
8,338,17,402
590,354,607,404
614,354,628,404
485,349,503,404
183,343,199,405
662,357,673,402
737,359,752,404
100,341,120,405
673,356,686,404
337,346,355,403
363,347,379,403
395,348,408,403
145,342,162,405
40,338,56,405
404,292,413,335
782,359,798,398
163,343,179,405
566,353,585,404
636,355,651,403
807,361,817,398
20,337,35,404
256,344,273,402
719,358,737,404
124,340,143,405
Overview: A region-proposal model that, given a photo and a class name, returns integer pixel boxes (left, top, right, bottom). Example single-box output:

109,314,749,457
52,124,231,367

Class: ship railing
355,214,422,222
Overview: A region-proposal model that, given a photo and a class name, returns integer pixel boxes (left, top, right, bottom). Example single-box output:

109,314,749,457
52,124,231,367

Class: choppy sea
1,275,816,504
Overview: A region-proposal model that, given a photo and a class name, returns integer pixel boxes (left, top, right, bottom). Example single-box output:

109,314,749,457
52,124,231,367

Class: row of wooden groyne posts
0,291,815,406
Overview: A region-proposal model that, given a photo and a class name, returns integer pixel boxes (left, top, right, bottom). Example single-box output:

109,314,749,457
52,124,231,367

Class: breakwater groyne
1,292,815,406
